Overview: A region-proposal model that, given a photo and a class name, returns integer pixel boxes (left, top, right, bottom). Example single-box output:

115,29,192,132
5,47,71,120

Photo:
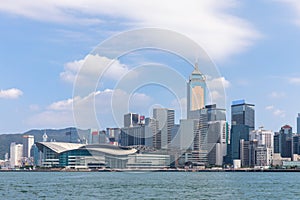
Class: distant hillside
0,127,90,159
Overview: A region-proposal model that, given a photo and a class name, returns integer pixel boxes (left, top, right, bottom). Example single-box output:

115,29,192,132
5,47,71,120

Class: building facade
36,142,170,169
153,108,175,149
23,135,34,158
120,125,153,147
124,113,140,127
10,143,23,168
274,125,294,159
229,100,255,164
297,113,300,134
187,63,206,119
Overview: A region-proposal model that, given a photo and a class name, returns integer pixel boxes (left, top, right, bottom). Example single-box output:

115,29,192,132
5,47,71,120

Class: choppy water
0,172,299,199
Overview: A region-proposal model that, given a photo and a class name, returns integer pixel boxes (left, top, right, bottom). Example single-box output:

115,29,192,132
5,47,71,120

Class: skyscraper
153,108,175,149
231,99,255,130
297,113,300,134
187,63,206,119
186,104,227,165
124,113,140,127
274,125,293,158
10,142,23,168
229,100,255,164
23,135,34,158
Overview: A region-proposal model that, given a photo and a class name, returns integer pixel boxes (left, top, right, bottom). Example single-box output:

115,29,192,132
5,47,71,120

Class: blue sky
0,0,300,133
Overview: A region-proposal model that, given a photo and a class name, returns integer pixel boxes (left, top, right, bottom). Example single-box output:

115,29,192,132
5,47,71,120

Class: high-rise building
120,125,153,147
207,121,228,166
153,108,175,149
124,113,140,127
145,117,159,149
229,100,255,164
292,135,300,156
23,135,34,158
106,128,121,145
274,125,293,158
186,104,227,165
187,63,206,119
10,143,23,168
248,128,274,167
88,130,107,144
297,113,300,134
250,129,274,149
231,99,255,130
230,125,250,162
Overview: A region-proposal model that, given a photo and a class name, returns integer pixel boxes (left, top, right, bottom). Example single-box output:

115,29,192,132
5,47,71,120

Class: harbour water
0,172,299,199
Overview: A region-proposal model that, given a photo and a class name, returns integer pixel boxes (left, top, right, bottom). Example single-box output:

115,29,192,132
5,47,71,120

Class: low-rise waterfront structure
36,142,170,169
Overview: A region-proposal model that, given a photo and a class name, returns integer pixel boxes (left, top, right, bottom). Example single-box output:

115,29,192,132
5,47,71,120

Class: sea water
0,172,299,199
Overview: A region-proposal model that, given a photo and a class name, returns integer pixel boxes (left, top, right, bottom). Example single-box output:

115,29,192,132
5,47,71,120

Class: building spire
192,61,202,75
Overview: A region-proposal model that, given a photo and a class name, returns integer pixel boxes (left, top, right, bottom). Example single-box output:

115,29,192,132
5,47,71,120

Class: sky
0,0,300,133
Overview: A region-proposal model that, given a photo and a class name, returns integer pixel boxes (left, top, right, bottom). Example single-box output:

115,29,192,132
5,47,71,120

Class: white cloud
277,0,300,26
0,88,23,99
265,105,274,110
207,77,231,89
265,105,286,118
29,104,40,111
288,77,300,85
210,90,223,100
28,89,152,129
0,0,260,60
47,98,75,111
60,54,129,84
269,91,286,98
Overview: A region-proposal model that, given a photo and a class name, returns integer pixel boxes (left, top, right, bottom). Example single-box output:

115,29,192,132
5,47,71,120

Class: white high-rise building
23,135,34,158
153,108,175,149
207,121,228,166
10,143,23,168
250,128,274,148
250,128,274,166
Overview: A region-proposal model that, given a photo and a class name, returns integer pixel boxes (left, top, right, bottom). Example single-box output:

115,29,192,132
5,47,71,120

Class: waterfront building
174,119,198,151
187,63,206,119
10,143,23,168
292,134,300,157
274,125,294,159
207,121,228,166
106,128,121,145
229,100,255,164
249,128,274,167
297,114,300,134
36,142,170,169
250,128,274,148
184,104,227,166
145,117,160,149
127,154,170,169
231,99,255,130
23,135,34,158
230,125,250,162
88,129,107,144
153,108,175,149
124,113,140,127
120,125,153,147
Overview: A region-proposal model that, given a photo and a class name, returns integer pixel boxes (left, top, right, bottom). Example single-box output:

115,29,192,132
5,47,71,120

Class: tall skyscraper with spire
187,63,206,119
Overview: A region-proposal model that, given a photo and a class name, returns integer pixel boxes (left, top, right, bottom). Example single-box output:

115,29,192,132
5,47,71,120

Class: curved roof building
36,142,137,169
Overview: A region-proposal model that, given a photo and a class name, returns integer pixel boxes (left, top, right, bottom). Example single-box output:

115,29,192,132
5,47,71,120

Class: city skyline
1,1,300,133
